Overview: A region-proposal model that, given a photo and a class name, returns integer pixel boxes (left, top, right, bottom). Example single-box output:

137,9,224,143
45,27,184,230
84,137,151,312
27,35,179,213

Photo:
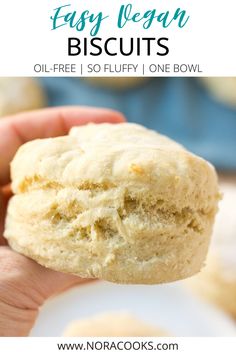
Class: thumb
0,184,12,245
34,264,88,302
0,247,89,336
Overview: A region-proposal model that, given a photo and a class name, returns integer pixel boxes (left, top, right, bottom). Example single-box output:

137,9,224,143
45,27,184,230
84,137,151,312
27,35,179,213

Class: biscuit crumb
104,253,116,266
129,163,144,175
175,176,180,182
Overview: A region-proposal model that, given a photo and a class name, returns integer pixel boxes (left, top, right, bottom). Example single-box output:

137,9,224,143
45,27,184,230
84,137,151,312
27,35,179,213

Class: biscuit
63,312,166,337
200,78,236,107
84,77,147,89
187,182,236,317
0,78,46,117
4,123,219,284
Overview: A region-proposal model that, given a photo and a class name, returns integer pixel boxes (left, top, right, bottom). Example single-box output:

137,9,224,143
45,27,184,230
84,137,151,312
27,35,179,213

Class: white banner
0,0,236,76
0,337,236,354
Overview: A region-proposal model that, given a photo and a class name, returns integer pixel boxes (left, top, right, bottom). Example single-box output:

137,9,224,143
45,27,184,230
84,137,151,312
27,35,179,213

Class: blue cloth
39,78,236,170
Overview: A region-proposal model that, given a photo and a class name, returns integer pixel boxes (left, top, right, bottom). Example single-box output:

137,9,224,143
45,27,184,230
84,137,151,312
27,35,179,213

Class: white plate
31,281,236,337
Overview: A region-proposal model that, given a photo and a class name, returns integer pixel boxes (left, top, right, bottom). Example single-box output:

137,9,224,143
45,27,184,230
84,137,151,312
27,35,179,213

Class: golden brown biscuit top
11,123,218,212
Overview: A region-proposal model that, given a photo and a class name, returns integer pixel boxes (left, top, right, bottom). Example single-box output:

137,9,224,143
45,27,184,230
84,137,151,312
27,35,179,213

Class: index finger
0,106,125,186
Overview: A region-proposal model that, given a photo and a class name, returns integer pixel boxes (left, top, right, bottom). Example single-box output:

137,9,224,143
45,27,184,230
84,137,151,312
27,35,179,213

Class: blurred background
1,77,236,169
1,77,236,336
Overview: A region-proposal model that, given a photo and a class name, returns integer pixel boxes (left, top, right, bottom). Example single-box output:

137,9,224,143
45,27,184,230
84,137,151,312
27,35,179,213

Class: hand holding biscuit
0,106,125,336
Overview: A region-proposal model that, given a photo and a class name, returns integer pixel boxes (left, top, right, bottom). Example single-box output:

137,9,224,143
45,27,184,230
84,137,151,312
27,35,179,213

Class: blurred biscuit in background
187,181,236,318
0,78,46,117
200,78,236,108
63,312,167,337
83,77,147,90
